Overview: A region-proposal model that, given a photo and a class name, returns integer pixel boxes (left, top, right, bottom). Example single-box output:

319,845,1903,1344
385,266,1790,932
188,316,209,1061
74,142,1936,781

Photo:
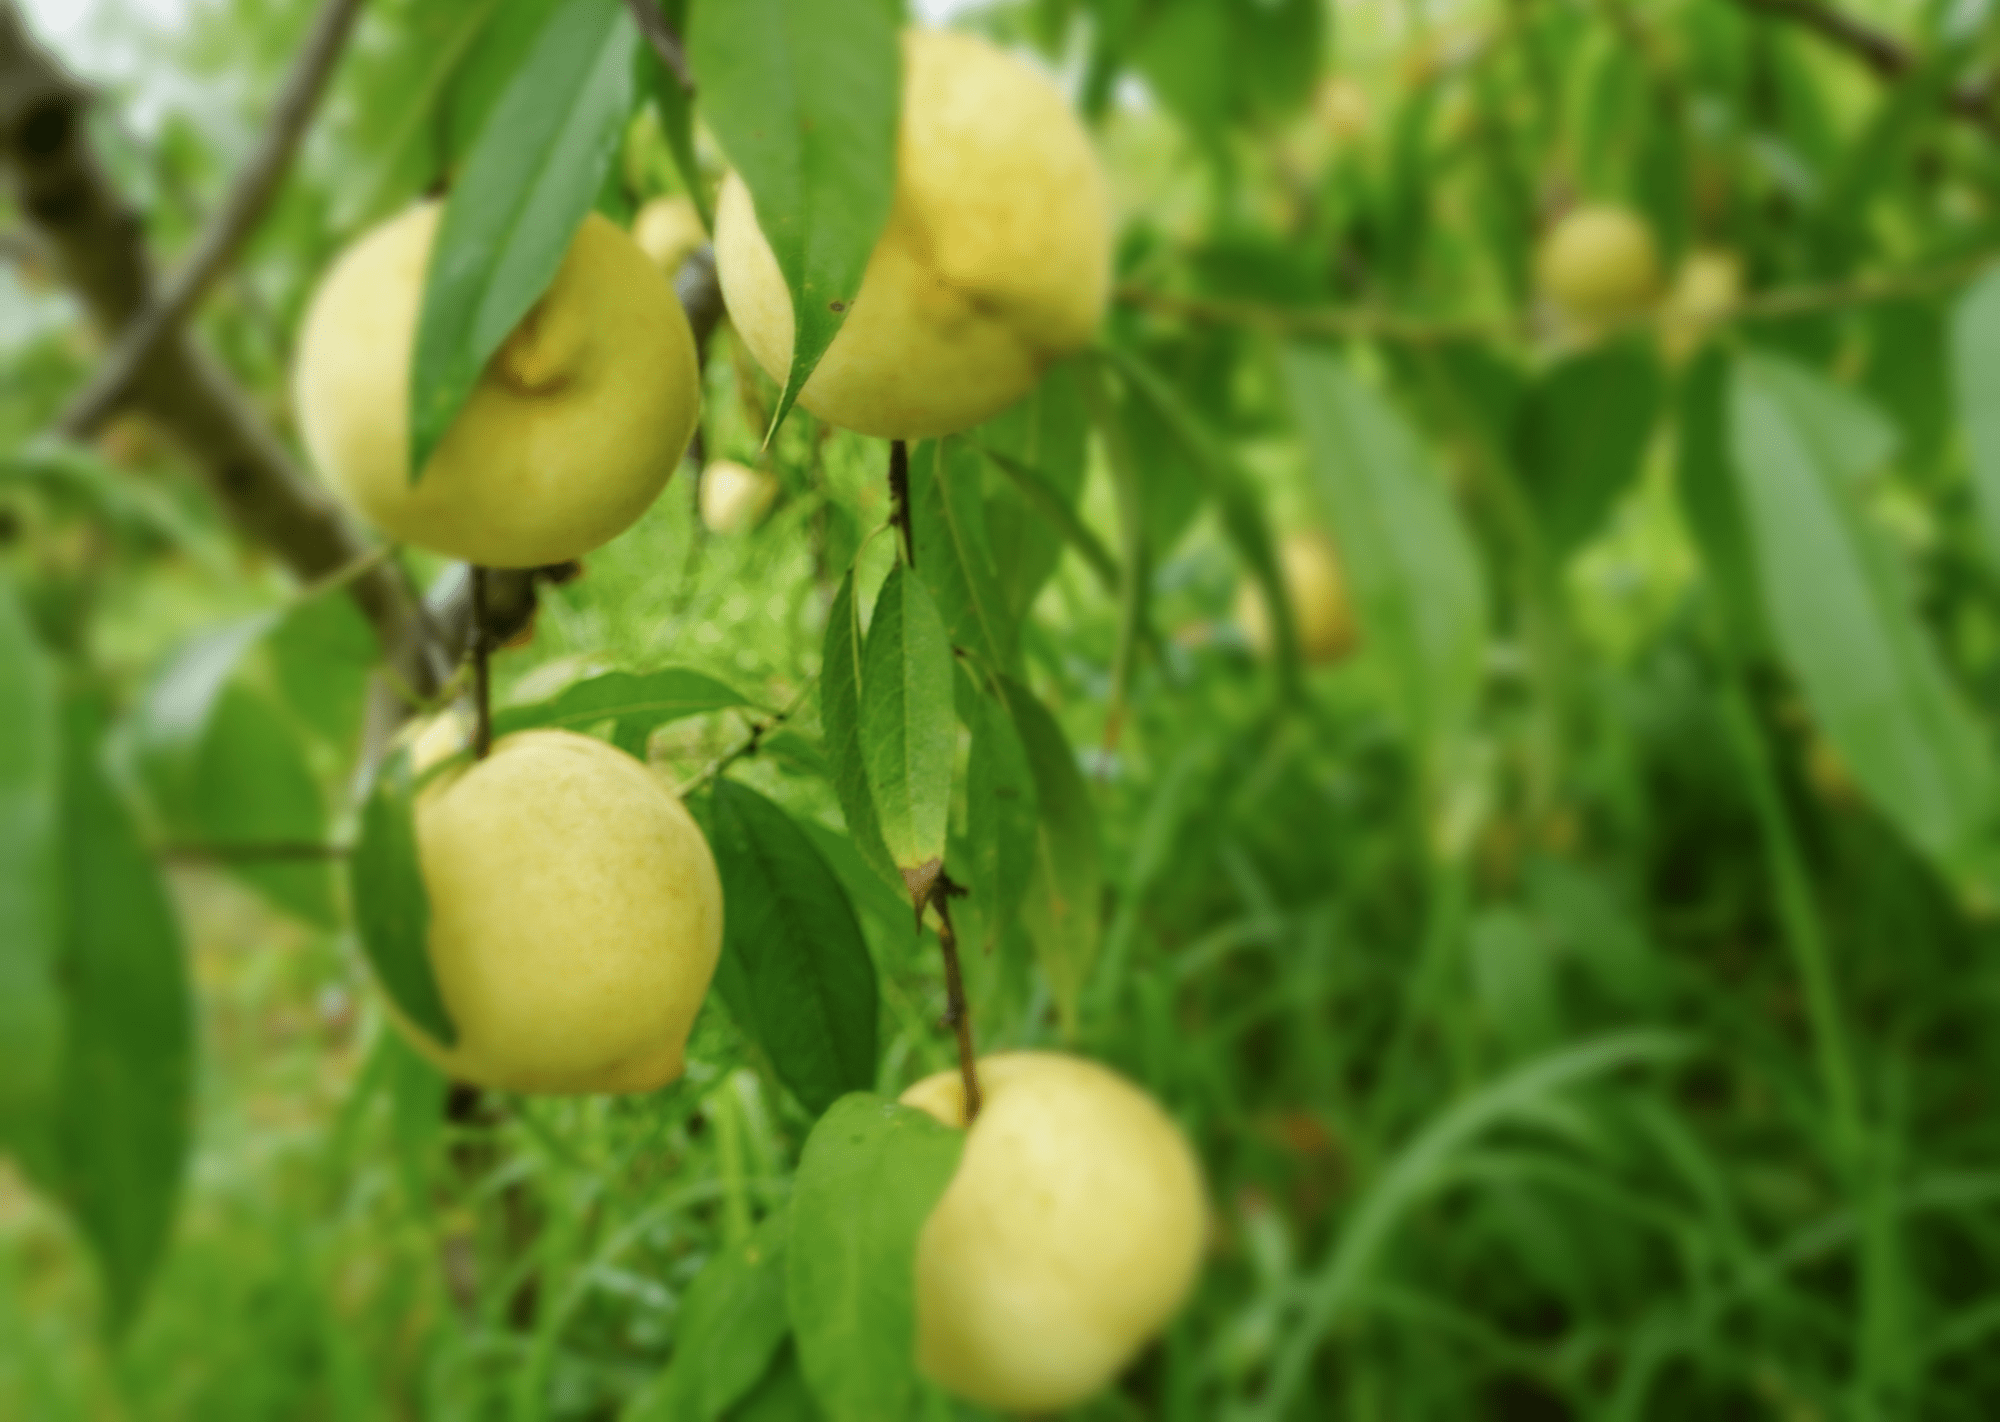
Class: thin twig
623,0,692,91
888,438,913,566
471,565,493,760
56,0,368,438
928,871,982,1124
1116,256,1991,347
672,678,817,797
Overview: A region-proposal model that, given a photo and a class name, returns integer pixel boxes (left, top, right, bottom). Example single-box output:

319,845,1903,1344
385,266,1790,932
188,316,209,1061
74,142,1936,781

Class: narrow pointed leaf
1730,353,1995,876
909,438,1014,672
999,677,1101,1032
1950,265,2000,564
492,667,754,752
409,0,637,473
1078,359,1151,744
1676,349,1768,653
788,1094,963,1422
631,1210,792,1422
975,442,1120,593
966,680,1039,945
709,779,878,1116
860,566,954,880
687,0,898,434
349,749,456,1047
1280,344,1488,764
821,571,900,888
0,580,62,1165
977,363,1089,618
52,692,193,1337
1514,339,1661,559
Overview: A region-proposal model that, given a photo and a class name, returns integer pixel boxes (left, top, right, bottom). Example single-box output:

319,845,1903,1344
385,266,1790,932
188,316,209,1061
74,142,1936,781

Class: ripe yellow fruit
900,1052,1207,1411
1534,204,1662,328
714,29,1110,439
1315,75,1371,143
294,202,700,568
1235,530,1360,665
698,459,779,534
1660,247,1743,363
391,727,723,1094
633,194,708,276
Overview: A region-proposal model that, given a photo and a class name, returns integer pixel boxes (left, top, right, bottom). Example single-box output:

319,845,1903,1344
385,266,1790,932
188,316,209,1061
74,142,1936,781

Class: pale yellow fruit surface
390,729,723,1094
1660,247,1743,363
1534,204,1662,327
633,195,708,275
294,202,700,568
714,29,1110,439
1236,529,1360,665
698,459,779,534
900,1052,1207,1411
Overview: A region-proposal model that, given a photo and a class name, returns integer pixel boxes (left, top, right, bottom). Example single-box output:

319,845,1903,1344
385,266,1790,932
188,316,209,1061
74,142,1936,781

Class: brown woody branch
0,0,446,700
55,0,367,439
623,0,692,92
1729,0,1996,131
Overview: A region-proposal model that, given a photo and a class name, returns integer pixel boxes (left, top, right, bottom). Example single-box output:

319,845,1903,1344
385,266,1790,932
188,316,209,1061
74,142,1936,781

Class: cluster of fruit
291,30,1205,1413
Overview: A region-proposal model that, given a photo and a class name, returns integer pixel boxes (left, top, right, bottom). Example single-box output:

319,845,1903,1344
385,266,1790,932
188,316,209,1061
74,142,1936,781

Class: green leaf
1729,353,1995,876
788,1094,963,1422
965,679,1039,947
0,579,62,1165
908,438,1014,673
1676,348,1767,653
492,668,754,756
409,0,637,474
708,780,878,1116
1077,359,1152,745
349,749,457,1048
820,571,899,889
977,363,1090,619
999,676,1101,1033
636,24,711,231
686,0,899,433
1514,339,1662,559
1102,347,1299,697
727,1346,824,1422
52,692,194,1337
267,592,377,748
1950,265,2000,565
1280,344,1489,767
859,566,954,883
975,442,1120,595
631,1211,793,1422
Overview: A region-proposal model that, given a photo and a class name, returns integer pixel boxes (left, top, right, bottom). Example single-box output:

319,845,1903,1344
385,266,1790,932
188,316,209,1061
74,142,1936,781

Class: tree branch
623,0,692,91
1730,0,1996,130
0,1,450,700
54,0,366,439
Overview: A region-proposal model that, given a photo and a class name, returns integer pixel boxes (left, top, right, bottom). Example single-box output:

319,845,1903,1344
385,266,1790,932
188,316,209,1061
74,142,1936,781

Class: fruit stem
471,565,493,760
930,871,982,1123
888,438,914,566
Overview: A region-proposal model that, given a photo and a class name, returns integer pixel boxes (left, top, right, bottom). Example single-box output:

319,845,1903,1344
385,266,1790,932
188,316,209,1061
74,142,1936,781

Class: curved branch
1730,0,1996,131
55,0,367,438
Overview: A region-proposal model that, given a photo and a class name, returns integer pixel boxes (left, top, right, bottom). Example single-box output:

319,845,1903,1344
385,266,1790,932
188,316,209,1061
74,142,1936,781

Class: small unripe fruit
1660,247,1743,363
715,29,1111,439
1314,75,1371,143
294,202,700,568
1535,204,1662,328
900,1052,1207,1411
1235,530,1360,665
698,459,779,535
391,727,723,1094
633,195,708,276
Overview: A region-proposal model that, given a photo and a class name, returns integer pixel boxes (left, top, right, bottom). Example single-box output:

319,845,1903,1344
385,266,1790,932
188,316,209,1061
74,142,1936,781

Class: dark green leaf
1280,344,1488,764
687,0,899,432
728,1345,824,1422
631,1211,793,1422
859,566,954,880
1514,340,1662,559
409,0,637,473
999,676,1100,1033
52,692,193,1336
977,363,1090,619
908,438,1013,673
709,780,878,1116
492,668,754,755
965,680,1038,947
349,749,456,1048
1730,353,1994,876
0,579,61,1164
788,1094,963,1422
820,571,900,889
1950,265,2000,563
1676,349,1767,652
